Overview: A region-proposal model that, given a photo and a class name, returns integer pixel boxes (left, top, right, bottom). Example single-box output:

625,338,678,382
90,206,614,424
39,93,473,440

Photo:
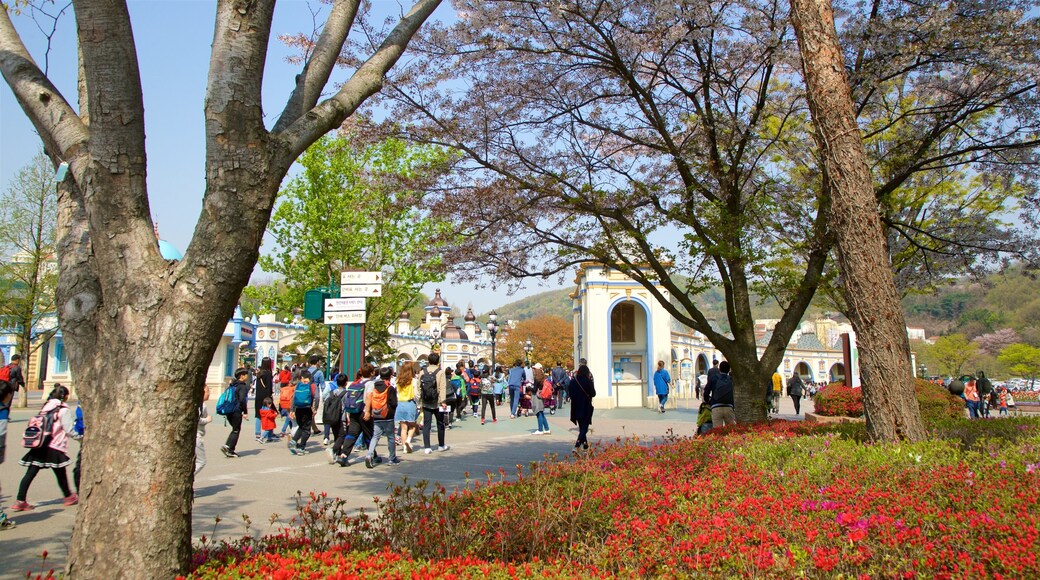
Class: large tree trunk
789,0,925,441
1,0,442,576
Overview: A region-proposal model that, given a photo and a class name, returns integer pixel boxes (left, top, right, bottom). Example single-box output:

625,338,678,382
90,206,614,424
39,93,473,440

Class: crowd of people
200,354,599,479
946,371,1018,418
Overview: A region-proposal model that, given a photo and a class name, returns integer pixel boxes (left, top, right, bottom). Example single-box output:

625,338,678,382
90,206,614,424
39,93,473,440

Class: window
611,303,636,343
55,338,68,374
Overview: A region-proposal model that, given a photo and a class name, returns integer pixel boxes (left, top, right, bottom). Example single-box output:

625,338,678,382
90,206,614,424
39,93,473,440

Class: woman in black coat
254,357,275,441
568,365,596,450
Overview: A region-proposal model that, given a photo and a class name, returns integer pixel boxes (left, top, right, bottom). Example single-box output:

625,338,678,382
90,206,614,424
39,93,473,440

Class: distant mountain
485,288,573,321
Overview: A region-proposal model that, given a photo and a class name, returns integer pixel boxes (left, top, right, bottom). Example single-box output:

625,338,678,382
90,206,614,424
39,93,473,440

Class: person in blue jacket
653,360,672,413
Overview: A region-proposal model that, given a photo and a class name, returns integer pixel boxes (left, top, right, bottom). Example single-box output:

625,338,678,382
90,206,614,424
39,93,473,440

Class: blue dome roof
158,239,183,261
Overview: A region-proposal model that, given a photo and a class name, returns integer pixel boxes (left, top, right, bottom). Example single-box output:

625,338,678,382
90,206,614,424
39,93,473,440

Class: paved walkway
1,393,812,578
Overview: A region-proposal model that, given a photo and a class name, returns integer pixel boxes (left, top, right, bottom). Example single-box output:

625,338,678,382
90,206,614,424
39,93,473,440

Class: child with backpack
288,370,318,455
468,369,483,418
364,367,400,468
258,397,278,442
278,380,295,437
11,385,81,512
322,375,348,463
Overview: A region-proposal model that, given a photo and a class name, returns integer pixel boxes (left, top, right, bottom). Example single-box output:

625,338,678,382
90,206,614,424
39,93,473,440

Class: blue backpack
215,384,239,416
342,382,366,414
292,383,314,408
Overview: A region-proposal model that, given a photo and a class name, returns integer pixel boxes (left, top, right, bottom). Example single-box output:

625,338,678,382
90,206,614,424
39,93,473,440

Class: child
278,381,295,437
696,402,713,435
259,397,278,442
998,387,1009,417
529,385,550,435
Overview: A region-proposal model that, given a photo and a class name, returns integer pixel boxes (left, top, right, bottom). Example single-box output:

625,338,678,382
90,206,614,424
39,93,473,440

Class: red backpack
540,379,553,400
0,364,13,383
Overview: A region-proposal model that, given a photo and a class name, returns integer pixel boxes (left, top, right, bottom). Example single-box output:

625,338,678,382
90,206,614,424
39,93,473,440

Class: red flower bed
188,420,1040,578
813,382,864,416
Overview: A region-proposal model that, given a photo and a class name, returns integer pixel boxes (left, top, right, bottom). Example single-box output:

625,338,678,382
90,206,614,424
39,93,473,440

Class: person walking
364,367,400,468
770,371,783,414
787,373,804,415
420,353,451,454
507,360,525,418
963,376,980,419
278,379,295,437
11,385,81,511
551,362,569,409
322,375,348,462
480,368,497,424
288,370,318,455
568,364,596,450
220,368,251,458
195,385,212,481
976,370,993,418
254,357,274,442
704,361,736,427
333,370,368,466
395,362,420,453
653,361,672,413
0,377,16,528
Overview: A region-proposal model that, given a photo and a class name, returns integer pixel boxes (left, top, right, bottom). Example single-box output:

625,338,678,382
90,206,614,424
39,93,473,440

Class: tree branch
272,0,362,132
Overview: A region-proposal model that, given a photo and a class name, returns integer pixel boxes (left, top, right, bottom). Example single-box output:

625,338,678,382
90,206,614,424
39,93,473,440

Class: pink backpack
23,408,58,449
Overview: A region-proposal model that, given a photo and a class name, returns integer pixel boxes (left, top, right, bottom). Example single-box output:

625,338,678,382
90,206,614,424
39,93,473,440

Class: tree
930,334,979,377
0,0,442,576
0,149,58,406
790,0,926,441
998,343,1040,389
377,0,1036,424
974,328,1021,357
244,128,455,361
496,315,573,370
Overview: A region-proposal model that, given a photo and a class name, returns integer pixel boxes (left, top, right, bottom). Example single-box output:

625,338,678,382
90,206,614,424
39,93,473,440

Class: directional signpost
331,271,383,379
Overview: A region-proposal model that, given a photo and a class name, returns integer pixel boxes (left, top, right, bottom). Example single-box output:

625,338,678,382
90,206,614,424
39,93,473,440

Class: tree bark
789,0,925,441
2,0,442,576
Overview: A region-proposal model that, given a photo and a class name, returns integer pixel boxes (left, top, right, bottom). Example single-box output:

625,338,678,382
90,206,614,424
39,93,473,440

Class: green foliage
0,149,58,356
998,343,1040,380
244,131,456,356
929,334,978,377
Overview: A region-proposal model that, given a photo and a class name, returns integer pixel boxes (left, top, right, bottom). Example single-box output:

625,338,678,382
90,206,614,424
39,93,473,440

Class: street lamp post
430,327,442,352
487,311,498,375
919,364,927,379
524,338,533,367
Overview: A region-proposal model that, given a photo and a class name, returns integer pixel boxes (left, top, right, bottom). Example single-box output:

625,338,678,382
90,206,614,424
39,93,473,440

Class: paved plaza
1,393,812,577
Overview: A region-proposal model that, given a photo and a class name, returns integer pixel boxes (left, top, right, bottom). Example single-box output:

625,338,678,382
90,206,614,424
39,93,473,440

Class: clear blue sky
0,0,559,314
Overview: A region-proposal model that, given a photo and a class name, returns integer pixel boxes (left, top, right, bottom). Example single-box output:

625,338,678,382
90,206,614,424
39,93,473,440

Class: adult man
551,362,569,408
220,368,251,458
419,352,451,454
703,361,735,427
976,370,993,418
288,370,318,455
507,360,525,418
364,366,400,467
770,371,783,414
787,373,805,415
653,360,672,413
307,355,328,442
704,359,720,401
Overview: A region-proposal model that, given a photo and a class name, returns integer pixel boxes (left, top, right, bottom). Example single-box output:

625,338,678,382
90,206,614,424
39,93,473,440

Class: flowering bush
188,419,1040,578
814,379,964,422
812,382,864,416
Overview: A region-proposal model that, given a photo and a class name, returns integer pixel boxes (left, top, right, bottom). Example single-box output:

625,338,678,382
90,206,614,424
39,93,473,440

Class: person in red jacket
258,397,279,442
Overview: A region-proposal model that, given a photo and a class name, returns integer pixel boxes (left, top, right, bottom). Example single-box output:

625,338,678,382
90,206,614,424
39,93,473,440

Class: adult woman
254,357,274,442
12,385,81,511
568,364,596,450
395,362,420,453
963,377,980,419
